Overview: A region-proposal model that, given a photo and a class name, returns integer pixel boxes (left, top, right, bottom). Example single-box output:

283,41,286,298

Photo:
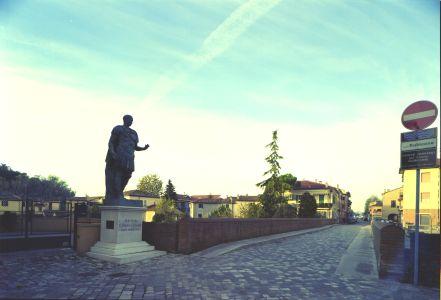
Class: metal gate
0,199,73,252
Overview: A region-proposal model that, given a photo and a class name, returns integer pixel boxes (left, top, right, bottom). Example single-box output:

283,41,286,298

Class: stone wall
143,217,334,254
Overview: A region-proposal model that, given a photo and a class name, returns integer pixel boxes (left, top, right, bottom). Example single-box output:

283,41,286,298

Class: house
287,180,349,222
381,187,402,222
34,199,65,216
233,195,259,218
145,204,156,222
0,192,22,215
124,190,161,208
338,190,352,224
369,201,383,221
124,190,161,221
68,196,103,207
189,195,232,218
401,159,440,233
32,200,61,216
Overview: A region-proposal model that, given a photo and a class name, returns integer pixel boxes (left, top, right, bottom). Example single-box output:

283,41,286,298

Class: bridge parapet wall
143,218,334,254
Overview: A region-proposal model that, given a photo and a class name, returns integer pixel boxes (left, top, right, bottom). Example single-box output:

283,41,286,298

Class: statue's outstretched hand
143,144,149,150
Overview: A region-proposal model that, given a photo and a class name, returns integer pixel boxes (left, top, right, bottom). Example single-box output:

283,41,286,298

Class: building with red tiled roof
234,195,260,217
237,195,259,202
124,190,161,214
287,180,351,223
189,195,233,218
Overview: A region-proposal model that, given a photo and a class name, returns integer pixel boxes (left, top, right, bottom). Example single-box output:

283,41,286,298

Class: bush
240,202,264,218
152,198,182,223
273,203,297,218
209,205,233,218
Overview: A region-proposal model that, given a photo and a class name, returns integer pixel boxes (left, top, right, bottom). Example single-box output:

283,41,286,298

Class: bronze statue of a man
104,115,149,206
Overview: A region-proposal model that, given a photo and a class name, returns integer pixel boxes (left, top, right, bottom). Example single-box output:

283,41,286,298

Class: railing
0,199,74,252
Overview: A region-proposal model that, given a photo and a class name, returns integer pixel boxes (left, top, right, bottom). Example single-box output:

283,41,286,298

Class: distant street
0,224,438,299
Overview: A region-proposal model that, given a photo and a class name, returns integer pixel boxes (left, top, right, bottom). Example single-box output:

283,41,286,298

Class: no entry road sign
401,100,438,131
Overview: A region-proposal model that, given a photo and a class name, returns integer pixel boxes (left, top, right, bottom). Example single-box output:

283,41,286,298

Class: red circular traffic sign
401,100,438,131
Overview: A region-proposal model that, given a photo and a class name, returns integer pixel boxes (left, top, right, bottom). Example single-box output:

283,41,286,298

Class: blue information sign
400,128,438,170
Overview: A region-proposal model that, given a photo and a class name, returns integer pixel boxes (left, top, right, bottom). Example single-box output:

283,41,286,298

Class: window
318,195,324,204
198,213,202,218
420,215,431,226
391,200,396,208
198,203,203,209
421,172,430,183
421,192,430,202
1,200,8,207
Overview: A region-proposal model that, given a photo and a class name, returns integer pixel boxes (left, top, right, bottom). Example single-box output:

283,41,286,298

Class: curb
192,224,338,258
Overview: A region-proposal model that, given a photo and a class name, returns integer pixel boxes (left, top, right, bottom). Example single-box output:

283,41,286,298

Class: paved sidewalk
193,224,336,258
335,225,378,279
0,224,438,299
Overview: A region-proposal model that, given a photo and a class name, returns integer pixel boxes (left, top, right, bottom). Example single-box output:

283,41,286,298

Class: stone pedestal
87,206,165,264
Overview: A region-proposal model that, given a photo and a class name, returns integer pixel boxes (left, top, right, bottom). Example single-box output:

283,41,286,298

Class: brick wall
371,220,404,279
143,217,334,254
75,221,100,254
142,222,178,252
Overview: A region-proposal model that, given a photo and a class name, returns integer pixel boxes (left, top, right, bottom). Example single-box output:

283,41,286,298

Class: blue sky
0,0,439,211
1,0,439,122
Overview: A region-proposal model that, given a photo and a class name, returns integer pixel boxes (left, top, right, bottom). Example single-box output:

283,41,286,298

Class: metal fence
0,199,73,252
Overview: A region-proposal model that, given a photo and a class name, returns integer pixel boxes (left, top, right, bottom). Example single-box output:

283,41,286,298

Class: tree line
0,164,75,201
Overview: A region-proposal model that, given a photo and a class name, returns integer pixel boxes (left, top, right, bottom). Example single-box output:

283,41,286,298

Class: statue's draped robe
105,125,139,204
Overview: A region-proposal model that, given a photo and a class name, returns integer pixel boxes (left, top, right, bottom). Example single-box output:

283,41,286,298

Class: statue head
123,115,133,127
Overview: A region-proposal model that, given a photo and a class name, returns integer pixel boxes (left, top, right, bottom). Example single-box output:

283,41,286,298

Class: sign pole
413,168,420,285
400,100,438,286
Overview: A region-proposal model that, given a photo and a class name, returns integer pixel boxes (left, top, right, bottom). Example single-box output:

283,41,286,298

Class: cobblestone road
0,225,438,299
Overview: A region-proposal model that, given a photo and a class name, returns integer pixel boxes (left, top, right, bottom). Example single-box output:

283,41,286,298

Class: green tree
240,202,264,218
209,205,233,218
0,163,75,200
364,195,380,216
164,179,178,202
152,198,182,223
137,174,163,197
298,192,317,218
279,173,298,194
273,203,297,218
257,131,293,217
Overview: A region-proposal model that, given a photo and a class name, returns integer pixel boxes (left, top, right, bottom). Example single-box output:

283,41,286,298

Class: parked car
348,215,358,224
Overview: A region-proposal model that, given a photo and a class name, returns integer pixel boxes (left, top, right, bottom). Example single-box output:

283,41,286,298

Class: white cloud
146,0,281,102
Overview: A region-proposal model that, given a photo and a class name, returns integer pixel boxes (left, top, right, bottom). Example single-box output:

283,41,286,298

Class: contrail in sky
146,0,281,102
